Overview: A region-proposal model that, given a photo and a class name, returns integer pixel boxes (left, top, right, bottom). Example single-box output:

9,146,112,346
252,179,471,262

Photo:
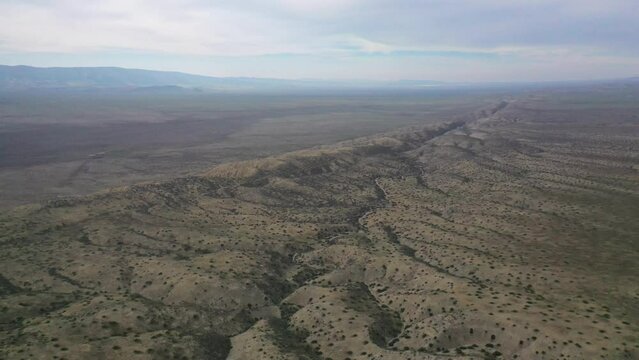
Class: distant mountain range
0,65,445,92
0,65,294,91
2,65,637,93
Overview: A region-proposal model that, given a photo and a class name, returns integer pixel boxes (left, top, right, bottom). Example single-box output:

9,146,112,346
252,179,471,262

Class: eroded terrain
0,95,638,359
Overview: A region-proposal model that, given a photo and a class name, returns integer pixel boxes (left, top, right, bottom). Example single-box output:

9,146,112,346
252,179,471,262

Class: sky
0,0,638,82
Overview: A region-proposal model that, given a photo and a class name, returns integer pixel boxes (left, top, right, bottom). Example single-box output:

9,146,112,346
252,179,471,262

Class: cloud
0,0,303,55
1,0,636,56
276,0,363,15
0,0,637,80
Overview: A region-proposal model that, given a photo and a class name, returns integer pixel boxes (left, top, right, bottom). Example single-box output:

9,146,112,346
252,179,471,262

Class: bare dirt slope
0,98,638,359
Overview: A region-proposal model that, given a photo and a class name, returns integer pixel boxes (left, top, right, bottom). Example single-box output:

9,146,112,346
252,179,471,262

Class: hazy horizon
3,64,636,85
1,0,638,82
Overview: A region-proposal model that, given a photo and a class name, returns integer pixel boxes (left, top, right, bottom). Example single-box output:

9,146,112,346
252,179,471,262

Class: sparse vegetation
1,87,638,359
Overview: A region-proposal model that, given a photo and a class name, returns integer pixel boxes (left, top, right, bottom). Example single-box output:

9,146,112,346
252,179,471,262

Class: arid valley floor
1,87,638,359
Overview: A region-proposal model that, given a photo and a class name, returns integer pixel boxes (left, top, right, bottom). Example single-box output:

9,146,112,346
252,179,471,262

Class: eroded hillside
1,99,638,359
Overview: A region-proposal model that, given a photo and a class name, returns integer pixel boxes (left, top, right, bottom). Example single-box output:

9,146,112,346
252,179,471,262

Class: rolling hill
0,98,637,359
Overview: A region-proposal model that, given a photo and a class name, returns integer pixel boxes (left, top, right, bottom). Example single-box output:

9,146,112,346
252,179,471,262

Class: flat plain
0,89,490,209
0,84,638,359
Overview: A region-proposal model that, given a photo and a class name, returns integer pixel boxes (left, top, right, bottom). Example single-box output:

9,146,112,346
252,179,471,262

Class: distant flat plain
0,89,495,209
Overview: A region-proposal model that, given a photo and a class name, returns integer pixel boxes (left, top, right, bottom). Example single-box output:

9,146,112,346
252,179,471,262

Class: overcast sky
1,0,638,81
